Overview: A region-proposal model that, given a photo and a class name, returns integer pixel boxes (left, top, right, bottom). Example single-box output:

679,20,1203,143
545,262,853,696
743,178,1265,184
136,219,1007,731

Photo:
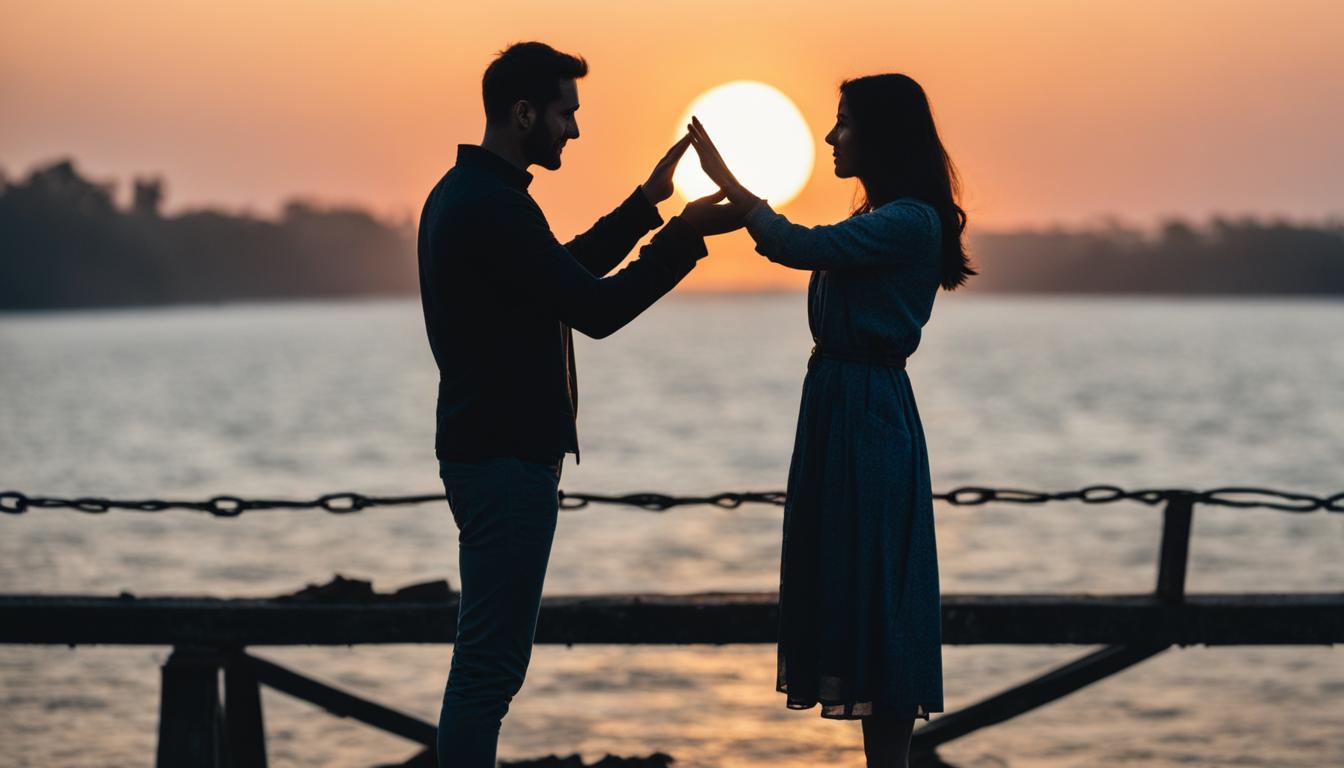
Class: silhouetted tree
0,158,417,309
132,177,164,218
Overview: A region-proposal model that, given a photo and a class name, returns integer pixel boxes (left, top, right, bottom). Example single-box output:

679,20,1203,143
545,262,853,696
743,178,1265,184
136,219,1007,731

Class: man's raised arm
564,135,693,276
472,184,744,339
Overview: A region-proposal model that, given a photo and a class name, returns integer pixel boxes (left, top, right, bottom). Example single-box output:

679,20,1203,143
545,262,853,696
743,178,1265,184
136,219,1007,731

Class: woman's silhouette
688,73,973,767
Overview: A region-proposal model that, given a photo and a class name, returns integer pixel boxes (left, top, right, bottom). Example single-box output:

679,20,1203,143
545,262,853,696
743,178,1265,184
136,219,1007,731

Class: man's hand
639,134,693,206
679,190,751,238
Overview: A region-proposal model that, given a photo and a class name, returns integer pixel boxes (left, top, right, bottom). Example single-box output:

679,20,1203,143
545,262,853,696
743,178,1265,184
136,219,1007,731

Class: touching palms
687,116,759,209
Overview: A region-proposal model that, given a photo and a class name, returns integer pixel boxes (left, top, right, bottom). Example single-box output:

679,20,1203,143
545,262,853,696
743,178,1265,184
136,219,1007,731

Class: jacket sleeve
473,189,706,339
743,199,941,271
563,187,665,277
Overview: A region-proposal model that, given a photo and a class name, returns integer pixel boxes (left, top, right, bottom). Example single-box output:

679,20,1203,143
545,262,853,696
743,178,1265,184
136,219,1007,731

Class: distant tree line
0,159,416,310
967,217,1344,295
2,159,1341,310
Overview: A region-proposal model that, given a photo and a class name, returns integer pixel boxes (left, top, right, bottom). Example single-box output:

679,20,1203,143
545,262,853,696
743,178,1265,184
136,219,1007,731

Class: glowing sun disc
673,81,814,208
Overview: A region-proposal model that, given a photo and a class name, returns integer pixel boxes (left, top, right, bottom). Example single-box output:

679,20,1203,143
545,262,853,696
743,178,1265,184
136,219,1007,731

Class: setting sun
673,81,815,208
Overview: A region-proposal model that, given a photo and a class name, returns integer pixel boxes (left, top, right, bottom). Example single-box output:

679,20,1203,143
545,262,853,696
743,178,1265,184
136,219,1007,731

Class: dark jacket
418,144,706,464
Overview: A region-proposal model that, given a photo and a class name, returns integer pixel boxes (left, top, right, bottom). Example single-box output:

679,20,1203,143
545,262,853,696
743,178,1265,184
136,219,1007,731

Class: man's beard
523,122,564,170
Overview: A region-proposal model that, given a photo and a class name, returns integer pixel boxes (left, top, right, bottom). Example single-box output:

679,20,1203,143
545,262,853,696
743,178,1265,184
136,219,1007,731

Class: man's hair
482,42,588,123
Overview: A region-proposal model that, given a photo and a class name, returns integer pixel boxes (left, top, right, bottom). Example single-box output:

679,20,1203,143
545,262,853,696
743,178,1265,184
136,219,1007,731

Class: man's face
524,79,581,171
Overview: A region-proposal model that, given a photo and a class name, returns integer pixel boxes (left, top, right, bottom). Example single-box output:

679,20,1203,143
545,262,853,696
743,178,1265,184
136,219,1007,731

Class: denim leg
437,458,559,768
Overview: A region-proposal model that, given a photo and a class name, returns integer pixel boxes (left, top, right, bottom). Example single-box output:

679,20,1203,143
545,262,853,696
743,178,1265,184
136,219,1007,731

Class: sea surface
1,295,1342,768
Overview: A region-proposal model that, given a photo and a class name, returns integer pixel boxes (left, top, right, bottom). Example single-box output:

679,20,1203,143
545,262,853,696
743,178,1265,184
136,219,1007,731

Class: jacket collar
455,144,533,191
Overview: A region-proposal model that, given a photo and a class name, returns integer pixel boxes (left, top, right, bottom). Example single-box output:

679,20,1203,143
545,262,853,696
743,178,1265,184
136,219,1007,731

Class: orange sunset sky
3,0,1342,290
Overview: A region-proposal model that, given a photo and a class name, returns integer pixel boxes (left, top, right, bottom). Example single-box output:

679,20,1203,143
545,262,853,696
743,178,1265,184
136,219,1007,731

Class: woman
688,73,973,767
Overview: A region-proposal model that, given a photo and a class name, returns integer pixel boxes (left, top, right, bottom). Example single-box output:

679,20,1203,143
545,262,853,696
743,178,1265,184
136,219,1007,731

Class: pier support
156,645,225,768
224,650,268,768
154,646,270,768
910,643,1167,762
1156,495,1194,601
913,495,1200,762
243,652,436,747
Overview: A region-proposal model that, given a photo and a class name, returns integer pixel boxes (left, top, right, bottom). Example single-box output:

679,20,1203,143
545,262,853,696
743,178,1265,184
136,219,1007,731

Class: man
417,42,743,767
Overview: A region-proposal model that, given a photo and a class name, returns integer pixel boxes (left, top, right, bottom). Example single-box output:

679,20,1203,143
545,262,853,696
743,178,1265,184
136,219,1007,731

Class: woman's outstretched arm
744,199,940,271
687,118,940,270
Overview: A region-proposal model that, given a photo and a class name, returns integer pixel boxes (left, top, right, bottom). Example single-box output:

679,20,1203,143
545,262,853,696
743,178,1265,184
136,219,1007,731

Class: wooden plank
242,653,436,747
2,592,1340,646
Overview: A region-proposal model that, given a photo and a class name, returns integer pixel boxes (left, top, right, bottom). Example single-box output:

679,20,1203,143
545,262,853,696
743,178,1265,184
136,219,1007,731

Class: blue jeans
437,457,561,768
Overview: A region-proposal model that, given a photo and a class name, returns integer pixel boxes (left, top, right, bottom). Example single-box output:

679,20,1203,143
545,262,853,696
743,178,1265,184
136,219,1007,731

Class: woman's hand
688,117,761,209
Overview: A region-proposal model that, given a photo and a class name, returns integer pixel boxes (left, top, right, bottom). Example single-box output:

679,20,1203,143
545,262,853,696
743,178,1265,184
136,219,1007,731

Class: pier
3,486,1341,767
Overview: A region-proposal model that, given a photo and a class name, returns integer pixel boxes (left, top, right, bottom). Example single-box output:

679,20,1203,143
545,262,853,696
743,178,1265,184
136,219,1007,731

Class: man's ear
513,100,536,132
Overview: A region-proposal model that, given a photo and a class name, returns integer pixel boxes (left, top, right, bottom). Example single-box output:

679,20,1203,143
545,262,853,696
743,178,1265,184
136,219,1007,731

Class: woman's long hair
841,74,974,290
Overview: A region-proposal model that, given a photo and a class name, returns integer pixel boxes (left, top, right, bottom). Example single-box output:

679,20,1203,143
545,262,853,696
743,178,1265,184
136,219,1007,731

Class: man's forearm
564,187,664,277
562,216,705,339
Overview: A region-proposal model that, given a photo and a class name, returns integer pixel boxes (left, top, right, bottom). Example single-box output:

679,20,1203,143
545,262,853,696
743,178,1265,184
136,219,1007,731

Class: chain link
1,485,1340,517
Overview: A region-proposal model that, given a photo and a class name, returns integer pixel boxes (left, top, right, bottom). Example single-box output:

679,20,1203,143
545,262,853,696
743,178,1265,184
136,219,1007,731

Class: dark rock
275,574,374,602
273,575,455,603
393,579,456,601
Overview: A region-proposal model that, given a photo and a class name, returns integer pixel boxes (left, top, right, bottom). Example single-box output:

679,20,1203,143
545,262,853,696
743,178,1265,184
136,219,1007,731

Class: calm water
1,295,1342,767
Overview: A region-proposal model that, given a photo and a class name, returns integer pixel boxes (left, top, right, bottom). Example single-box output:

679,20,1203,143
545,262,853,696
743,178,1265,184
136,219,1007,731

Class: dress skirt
776,352,944,720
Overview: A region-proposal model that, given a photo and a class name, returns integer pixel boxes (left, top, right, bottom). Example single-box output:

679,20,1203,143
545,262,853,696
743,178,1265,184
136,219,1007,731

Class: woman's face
824,93,858,178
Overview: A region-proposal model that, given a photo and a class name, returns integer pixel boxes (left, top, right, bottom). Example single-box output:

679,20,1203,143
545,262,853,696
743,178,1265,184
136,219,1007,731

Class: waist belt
810,343,907,369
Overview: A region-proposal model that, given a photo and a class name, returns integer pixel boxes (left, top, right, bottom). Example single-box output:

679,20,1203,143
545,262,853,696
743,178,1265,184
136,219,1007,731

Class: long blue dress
743,197,945,720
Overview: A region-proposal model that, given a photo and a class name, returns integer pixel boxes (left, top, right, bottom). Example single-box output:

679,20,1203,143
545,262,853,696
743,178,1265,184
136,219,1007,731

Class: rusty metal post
1156,494,1195,602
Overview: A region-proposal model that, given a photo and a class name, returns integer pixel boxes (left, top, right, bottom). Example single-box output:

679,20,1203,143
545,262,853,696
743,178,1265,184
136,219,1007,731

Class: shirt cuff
655,216,709,262
629,186,666,230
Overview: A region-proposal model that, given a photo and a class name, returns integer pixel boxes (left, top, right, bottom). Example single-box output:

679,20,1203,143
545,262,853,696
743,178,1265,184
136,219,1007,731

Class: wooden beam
156,646,224,768
910,644,1168,757
223,652,268,768
1156,496,1194,601
242,653,437,747
375,748,436,768
2,592,1340,646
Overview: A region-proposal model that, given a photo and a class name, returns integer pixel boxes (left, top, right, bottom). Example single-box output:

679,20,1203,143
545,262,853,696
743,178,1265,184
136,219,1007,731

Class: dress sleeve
743,199,940,271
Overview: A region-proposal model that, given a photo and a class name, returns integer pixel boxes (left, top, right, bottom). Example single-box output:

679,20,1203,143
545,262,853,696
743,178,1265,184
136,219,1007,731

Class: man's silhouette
417,42,741,767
